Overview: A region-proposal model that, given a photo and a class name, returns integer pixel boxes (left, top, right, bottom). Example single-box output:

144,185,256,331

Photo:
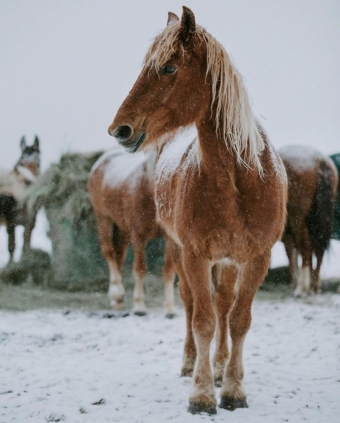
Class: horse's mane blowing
144,21,265,174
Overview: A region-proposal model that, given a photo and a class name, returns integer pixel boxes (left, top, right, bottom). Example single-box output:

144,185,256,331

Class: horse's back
88,143,158,235
279,145,338,216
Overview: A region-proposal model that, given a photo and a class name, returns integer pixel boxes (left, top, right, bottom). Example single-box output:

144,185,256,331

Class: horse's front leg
176,258,196,377
213,264,237,387
182,249,216,415
220,252,270,411
23,213,36,251
7,221,15,263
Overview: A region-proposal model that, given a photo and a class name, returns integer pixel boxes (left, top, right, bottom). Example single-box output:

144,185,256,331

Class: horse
107,6,287,414
88,142,176,317
279,145,338,297
0,136,40,263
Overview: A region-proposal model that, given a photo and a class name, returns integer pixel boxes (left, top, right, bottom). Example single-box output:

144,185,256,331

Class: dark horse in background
279,145,338,296
0,136,40,262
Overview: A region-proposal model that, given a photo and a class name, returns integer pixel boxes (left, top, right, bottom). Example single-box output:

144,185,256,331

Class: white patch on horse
294,265,310,297
15,165,37,184
91,142,157,191
279,145,323,173
0,169,28,200
267,142,287,183
156,126,199,182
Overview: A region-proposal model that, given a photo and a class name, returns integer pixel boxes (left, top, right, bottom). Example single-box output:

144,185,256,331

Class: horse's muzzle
110,124,133,141
109,124,146,153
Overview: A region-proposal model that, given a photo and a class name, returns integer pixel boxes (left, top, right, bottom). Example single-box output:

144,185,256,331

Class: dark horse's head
16,136,41,180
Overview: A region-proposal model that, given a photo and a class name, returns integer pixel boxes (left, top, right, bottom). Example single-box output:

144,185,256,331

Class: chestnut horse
88,142,176,317
279,145,338,296
108,7,287,414
0,136,40,262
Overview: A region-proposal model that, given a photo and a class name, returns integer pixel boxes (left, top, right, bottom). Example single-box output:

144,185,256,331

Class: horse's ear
167,11,179,26
20,136,26,151
180,6,196,44
33,136,40,151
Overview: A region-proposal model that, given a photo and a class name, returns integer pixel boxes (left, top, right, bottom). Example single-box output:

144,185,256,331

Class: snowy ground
1,293,340,423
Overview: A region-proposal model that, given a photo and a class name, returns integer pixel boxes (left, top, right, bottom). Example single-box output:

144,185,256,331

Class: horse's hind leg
162,238,176,318
97,216,127,309
131,236,147,316
220,252,270,411
23,213,36,251
294,249,312,297
7,221,15,263
311,250,323,293
213,264,238,387
283,234,299,288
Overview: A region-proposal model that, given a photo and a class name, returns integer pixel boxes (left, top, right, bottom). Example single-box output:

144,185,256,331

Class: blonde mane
144,22,265,174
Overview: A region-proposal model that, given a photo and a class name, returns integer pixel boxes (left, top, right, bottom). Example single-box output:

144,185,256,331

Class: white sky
0,0,339,170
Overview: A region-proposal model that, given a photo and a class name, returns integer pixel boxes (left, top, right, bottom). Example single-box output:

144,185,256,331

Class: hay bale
0,248,52,286
24,152,109,290
0,261,28,285
21,248,52,285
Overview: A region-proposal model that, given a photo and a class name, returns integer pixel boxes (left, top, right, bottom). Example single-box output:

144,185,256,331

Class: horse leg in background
182,248,216,415
131,236,148,316
213,264,238,387
311,250,323,294
220,252,270,411
7,220,15,263
162,238,176,319
283,234,299,289
23,213,36,252
294,227,312,297
97,215,128,309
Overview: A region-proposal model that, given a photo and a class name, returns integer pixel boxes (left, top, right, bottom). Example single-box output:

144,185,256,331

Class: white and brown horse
108,7,287,415
0,136,40,262
279,145,338,296
88,142,176,317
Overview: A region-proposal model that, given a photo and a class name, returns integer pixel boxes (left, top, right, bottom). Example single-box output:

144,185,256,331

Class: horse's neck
14,164,37,185
196,118,239,185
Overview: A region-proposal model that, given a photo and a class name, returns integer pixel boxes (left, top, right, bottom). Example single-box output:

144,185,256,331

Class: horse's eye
162,65,176,75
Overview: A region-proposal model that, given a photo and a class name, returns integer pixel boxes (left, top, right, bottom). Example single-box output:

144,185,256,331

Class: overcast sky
0,0,339,170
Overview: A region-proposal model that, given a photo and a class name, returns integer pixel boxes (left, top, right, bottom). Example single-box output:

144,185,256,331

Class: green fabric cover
330,154,340,240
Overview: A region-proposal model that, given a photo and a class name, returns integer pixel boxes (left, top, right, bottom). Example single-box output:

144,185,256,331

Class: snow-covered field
1,294,340,423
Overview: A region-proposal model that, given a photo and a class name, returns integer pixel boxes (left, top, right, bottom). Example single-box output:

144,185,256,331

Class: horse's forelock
144,22,265,174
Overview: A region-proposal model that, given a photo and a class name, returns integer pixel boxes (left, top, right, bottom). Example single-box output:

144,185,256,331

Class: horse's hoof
188,401,217,415
134,311,147,317
219,396,248,411
214,377,222,388
181,367,193,377
165,313,176,319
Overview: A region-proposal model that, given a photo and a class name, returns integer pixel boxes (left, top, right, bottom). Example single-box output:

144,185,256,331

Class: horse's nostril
114,125,133,141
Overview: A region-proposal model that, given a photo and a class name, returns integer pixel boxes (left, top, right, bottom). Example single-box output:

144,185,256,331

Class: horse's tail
307,160,336,256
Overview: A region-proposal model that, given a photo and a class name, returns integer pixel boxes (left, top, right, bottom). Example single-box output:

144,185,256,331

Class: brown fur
88,146,176,316
108,7,287,414
280,145,338,295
